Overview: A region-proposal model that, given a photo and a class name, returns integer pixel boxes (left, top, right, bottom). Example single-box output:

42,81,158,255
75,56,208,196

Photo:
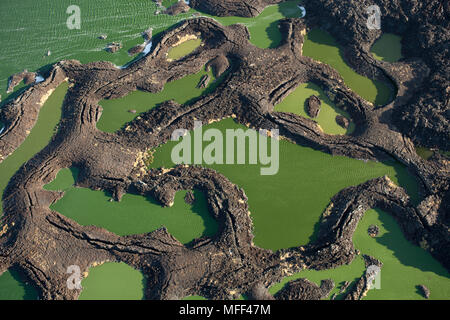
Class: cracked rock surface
0,0,448,300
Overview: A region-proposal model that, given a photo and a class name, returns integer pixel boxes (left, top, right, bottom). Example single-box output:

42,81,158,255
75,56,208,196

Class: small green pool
79,262,145,300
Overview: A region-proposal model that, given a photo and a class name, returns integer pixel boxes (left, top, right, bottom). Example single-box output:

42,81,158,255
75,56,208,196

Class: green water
149,118,418,251
98,68,217,133
205,1,305,49
371,33,403,63
274,82,355,135
303,29,392,106
270,209,450,300
0,0,195,104
45,167,218,243
79,262,145,300
0,269,38,300
167,38,202,60
0,82,68,215
0,1,439,301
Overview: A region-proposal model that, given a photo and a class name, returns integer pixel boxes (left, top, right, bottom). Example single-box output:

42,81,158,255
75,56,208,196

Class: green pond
303,29,393,106
167,38,202,60
79,262,145,300
0,0,445,301
270,209,450,300
274,82,355,135
148,118,419,251
371,33,403,63
98,67,218,133
45,167,218,244
0,269,38,300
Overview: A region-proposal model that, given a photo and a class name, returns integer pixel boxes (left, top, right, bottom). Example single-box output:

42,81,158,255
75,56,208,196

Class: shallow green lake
98,68,217,133
274,82,355,135
270,209,450,300
371,33,403,63
1,0,444,301
303,29,392,106
45,168,218,243
0,269,38,300
79,262,145,300
167,38,202,60
149,118,419,251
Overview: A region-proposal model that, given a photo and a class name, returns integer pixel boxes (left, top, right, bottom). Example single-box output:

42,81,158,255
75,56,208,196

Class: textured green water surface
0,269,38,300
79,262,145,300
0,82,68,215
97,68,217,133
149,118,418,251
270,209,450,300
167,38,202,60
303,29,393,106
274,82,355,135
45,168,218,244
371,33,403,63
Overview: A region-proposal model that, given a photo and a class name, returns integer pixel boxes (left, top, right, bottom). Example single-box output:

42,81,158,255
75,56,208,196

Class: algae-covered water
371,33,403,63
98,68,218,132
0,82,68,215
148,118,419,251
303,29,393,106
45,167,218,244
79,262,145,300
269,209,450,300
0,0,446,301
274,82,355,135
0,269,38,300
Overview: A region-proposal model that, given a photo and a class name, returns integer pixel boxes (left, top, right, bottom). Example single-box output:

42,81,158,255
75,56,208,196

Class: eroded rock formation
0,0,448,300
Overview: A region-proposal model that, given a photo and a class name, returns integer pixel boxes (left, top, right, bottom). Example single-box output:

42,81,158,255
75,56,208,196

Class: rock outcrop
0,0,448,300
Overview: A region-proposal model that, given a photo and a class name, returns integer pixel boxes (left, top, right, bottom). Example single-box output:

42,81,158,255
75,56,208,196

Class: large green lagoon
149,118,419,251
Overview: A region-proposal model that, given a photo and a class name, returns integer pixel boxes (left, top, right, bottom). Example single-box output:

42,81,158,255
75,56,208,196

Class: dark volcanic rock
189,0,283,17
0,6,449,300
336,115,349,129
367,224,380,237
128,44,145,56
196,74,210,89
184,190,195,205
106,42,122,53
164,1,190,15
206,55,230,78
249,282,275,300
345,256,383,300
417,284,430,299
7,70,36,93
142,27,153,41
306,95,321,118
275,278,334,300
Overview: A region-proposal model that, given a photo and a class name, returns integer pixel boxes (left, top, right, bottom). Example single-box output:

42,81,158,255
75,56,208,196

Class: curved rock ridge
302,0,449,151
0,6,448,300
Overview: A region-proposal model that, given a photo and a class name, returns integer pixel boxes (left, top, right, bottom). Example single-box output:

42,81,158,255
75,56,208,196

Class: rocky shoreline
0,0,448,300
